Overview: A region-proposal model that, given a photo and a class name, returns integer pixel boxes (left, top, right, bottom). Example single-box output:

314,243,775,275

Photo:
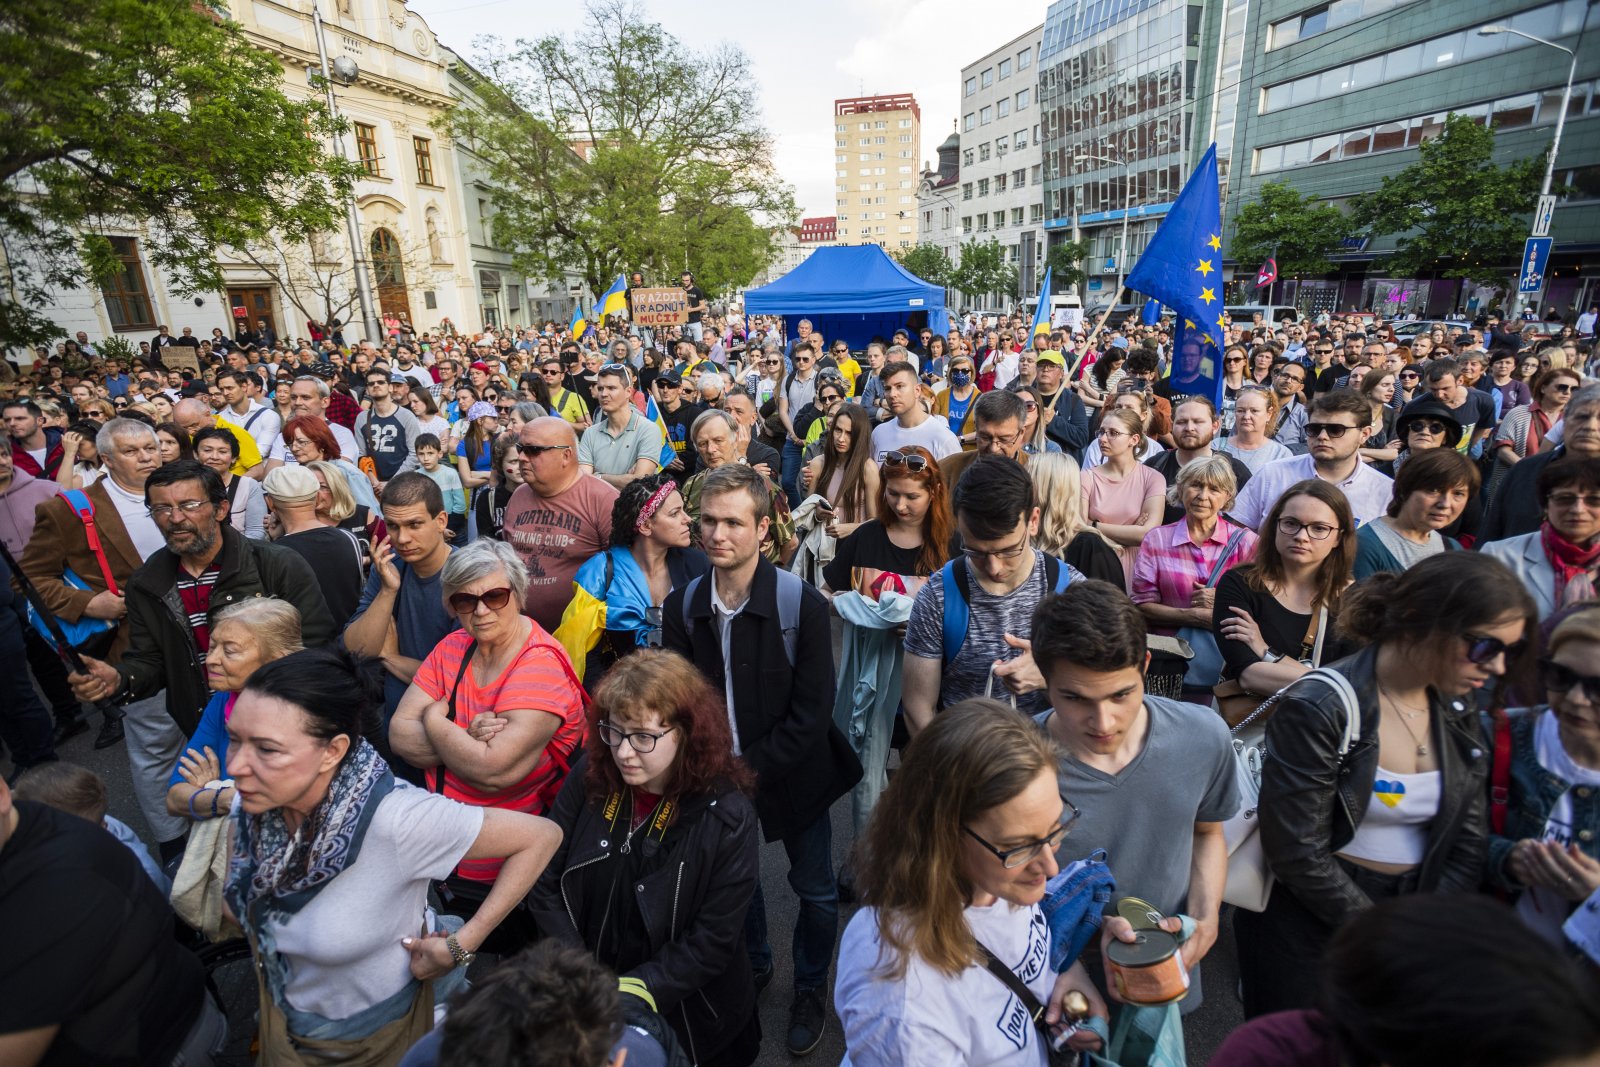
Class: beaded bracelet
187,787,212,819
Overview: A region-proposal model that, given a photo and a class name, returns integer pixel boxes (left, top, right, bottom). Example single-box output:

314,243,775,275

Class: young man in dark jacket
661,463,861,1057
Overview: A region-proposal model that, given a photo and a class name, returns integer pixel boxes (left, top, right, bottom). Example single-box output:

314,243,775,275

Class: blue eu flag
1126,144,1225,404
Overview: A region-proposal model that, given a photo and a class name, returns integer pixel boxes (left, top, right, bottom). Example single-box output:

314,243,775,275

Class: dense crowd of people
1,301,1599,1067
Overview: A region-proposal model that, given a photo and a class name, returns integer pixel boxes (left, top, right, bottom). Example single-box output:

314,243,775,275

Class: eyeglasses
963,537,1031,563
1399,371,1420,379
963,795,1081,869
518,443,572,457
761,359,781,366
1541,658,1600,703
1097,427,1132,439
1276,517,1338,540
496,404,515,413
147,500,212,520
1275,371,1304,383
1464,634,1528,665
975,429,1022,449
1225,357,1245,365
448,586,514,614
1406,419,1450,437
883,450,929,472
1550,383,1577,394
1305,422,1355,439
597,719,676,753
1548,491,1600,511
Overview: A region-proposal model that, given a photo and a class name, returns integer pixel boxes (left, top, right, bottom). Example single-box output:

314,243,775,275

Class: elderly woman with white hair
388,538,587,952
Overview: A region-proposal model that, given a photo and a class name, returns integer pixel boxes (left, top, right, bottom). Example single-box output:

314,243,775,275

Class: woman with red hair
283,414,379,513
529,649,761,1067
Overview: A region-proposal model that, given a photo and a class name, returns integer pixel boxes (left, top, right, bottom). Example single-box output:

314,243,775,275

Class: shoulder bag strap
1309,605,1330,667
1206,529,1246,588
434,638,478,794
975,943,1051,1038
224,473,243,509
1491,708,1513,836
60,489,120,596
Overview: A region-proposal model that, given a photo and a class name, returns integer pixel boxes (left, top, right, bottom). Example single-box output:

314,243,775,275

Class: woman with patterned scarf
222,646,561,1066
1484,457,1600,624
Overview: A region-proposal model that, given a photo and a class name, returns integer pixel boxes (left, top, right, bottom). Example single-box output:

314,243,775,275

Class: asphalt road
8,641,1244,1067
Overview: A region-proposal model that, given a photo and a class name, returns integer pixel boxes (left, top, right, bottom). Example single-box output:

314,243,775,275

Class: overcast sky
408,0,1044,221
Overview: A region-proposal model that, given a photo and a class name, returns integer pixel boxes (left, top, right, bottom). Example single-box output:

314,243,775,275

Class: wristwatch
444,933,476,969
1261,650,1284,663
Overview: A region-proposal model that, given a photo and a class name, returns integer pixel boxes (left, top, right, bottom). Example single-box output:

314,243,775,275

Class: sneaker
93,716,125,750
786,988,826,1056
752,963,774,995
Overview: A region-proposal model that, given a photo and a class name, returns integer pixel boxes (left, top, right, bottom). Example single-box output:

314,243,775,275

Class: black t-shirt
743,439,781,476
276,526,365,631
0,802,205,1066
1062,529,1124,587
1214,566,1353,683
1308,363,1341,397
683,285,707,324
1443,389,1499,448
473,483,516,542
659,400,704,471
824,519,930,593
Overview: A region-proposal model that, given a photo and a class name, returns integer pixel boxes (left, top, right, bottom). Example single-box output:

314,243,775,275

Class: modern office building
834,94,922,248
1038,0,1203,310
1220,0,1600,316
954,26,1048,301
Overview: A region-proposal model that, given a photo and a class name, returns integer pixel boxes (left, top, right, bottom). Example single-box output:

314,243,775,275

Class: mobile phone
816,498,834,513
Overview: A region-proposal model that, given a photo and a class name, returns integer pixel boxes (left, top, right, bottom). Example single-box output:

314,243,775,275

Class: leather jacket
1259,645,1489,928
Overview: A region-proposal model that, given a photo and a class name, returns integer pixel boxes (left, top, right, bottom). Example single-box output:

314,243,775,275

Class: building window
964,149,975,166
1016,88,1030,109
980,106,992,125
964,113,976,132
998,98,1011,118
999,58,1012,80
1014,168,1027,186
1018,47,1032,70
100,236,155,331
962,215,973,233
981,67,994,87
979,143,992,162
1031,164,1042,184
1015,128,1028,148
993,211,1005,228
1268,0,1422,50
978,215,989,231
1011,207,1024,226
977,178,990,197
965,76,977,96
354,122,381,176
962,182,973,200
996,174,1008,193
996,135,1009,154
1030,204,1044,223
413,136,435,185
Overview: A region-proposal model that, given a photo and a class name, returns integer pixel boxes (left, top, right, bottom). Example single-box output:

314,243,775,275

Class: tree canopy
0,0,359,349
1230,181,1350,282
1044,238,1090,293
453,0,795,304
951,238,1017,305
1349,113,1544,286
893,243,953,287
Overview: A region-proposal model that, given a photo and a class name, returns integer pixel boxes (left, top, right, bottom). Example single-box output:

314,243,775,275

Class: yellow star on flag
1184,319,1196,331
1207,233,1222,252
1196,259,1214,277
1202,333,1215,347
1217,314,1230,336
1200,287,1216,305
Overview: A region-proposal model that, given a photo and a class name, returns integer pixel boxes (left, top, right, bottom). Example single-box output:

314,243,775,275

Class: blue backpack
939,553,1073,663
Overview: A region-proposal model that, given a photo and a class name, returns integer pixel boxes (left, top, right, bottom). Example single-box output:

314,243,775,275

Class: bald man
172,398,263,478
502,418,618,632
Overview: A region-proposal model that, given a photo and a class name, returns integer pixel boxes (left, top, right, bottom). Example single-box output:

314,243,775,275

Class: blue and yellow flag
1125,144,1225,405
1030,266,1053,338
594,274,628,323
643,392,676,468
568,303,589,342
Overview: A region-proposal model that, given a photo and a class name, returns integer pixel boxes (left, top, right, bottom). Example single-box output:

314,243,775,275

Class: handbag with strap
1177,528,1247,690
26,489,122,649
1222,666,1362,912
1213,605,1327,727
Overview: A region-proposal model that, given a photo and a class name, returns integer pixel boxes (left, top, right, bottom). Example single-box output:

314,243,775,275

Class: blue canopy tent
744,245,949,351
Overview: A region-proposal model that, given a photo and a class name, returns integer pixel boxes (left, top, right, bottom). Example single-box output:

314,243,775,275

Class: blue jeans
745,813,837,993
780,439,803,509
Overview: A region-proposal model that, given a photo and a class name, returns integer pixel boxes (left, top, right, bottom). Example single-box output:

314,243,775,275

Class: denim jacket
1485,707,1600,893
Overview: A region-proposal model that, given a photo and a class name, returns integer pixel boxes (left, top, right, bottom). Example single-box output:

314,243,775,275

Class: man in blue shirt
103,360,131,400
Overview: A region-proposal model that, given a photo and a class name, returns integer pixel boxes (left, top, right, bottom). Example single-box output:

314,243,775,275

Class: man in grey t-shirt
903,456,1082,729
1031,580,1237,1013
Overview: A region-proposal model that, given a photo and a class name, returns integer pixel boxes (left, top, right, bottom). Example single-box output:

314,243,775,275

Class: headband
636,479,678,532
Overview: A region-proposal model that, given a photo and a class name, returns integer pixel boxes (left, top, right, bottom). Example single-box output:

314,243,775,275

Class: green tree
893,243,953,286
1231,182,1349,282
951,238,1016,305
451,0,795,306
0,0,361,349
1349,113,1544,286
1043,238,1090,293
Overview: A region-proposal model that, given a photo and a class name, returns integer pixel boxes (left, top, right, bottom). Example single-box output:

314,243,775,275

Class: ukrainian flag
1030,266,1054,338
568,303,588,342
594,274,628,323
643,393,676,468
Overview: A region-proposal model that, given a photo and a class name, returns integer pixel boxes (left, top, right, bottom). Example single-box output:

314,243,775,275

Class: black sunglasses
883,450,929,471
518,443,572,457
1464,634,1528,665
1407,419,1450,437
1305,422,1355,439
448,587,513,614
1541,658,1600,702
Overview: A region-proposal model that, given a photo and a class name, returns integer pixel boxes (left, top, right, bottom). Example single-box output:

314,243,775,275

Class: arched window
371,227,404,287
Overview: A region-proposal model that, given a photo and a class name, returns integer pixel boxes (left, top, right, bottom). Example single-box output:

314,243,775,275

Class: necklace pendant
1417,745,1428,757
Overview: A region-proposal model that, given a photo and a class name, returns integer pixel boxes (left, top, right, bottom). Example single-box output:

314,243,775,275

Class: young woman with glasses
836,700,1106,1065
390,539,587,954
1236,552,1536,1017
553,473,707,685
1214,479,1357,708
1082,407,1166,589
529,649,763,1067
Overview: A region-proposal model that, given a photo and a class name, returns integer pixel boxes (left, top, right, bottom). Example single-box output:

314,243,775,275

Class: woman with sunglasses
1492,367,1581,475
390,539,586,953
1489,605,1600,945
554,473,706,684
836,699,1106,1065
1394,362,1423,407
1082,407,1166,589
1236,552,1536,1017
529,650,761,1067
1014,384,1062,455
1483,456,1600,621
1217,344,1250,436
1373,398,1464,479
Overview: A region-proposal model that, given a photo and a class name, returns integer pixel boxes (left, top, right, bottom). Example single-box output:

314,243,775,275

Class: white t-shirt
836,901,1052,1067
100,475,166,561
1518,710,1600,944
220,402,284,463
871,415,962,462
264,782,482,1020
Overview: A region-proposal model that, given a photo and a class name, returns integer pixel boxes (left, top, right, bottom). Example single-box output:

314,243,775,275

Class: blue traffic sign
1519,236,1553,294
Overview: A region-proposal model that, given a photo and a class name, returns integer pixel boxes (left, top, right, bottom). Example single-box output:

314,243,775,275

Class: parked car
1225,304,1301,328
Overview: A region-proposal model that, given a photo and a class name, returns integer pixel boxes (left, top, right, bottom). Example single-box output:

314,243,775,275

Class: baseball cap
1036,350,1067,368
262,466,320,505
658,369,683,386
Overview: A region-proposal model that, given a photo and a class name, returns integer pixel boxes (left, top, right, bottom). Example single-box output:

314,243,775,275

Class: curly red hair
583,649,756,800
283,415,339,463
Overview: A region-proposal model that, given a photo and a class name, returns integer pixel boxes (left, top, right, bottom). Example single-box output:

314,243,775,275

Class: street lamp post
1477,23,1577,319
311,0,381,344
1074,152,1132,307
